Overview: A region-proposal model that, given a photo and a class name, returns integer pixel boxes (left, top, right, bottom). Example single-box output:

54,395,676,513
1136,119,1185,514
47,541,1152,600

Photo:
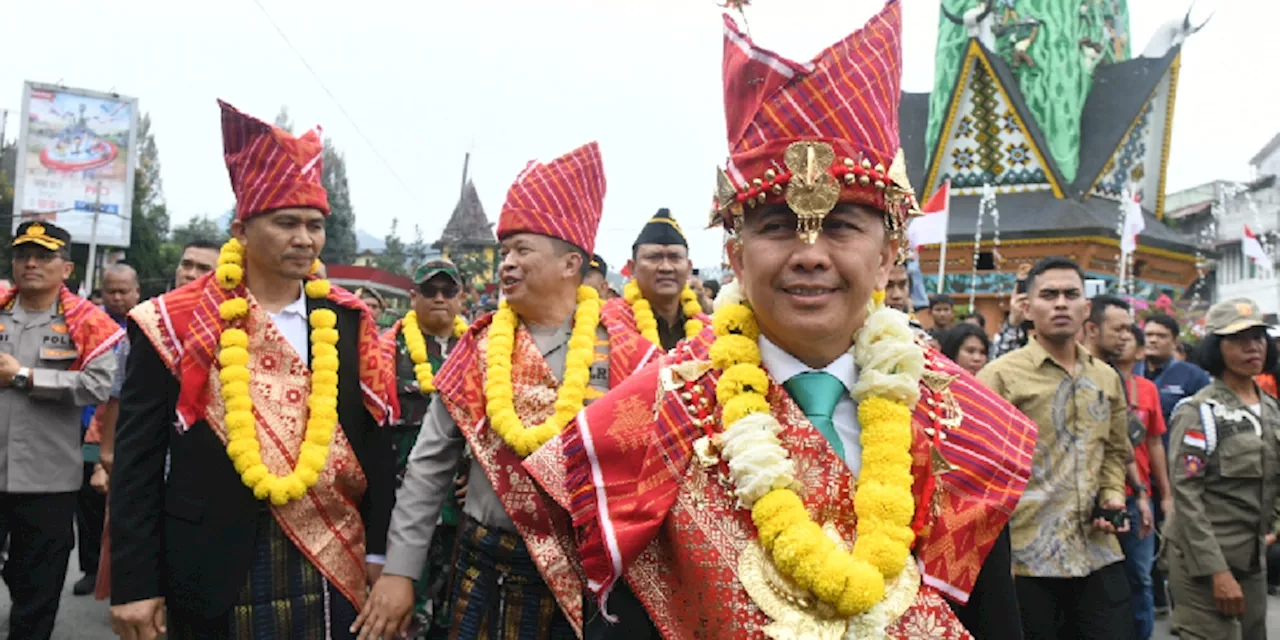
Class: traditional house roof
435,179,496,248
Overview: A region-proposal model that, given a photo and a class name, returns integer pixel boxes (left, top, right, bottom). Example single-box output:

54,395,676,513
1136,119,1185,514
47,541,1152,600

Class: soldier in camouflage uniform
1166,298,1280,640
383,259,470,639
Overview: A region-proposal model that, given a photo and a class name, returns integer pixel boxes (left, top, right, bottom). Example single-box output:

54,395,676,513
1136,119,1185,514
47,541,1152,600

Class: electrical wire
249,0,419,203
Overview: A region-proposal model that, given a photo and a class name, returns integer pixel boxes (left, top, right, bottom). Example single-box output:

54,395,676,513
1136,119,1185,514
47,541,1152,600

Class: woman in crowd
1166,298,1280,640
940,321,990,376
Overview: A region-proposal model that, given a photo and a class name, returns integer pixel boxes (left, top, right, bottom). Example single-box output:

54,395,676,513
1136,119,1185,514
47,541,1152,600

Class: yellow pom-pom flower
219,298,249,321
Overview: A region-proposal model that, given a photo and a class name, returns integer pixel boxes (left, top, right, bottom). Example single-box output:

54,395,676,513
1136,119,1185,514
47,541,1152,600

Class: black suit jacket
110,298,394,618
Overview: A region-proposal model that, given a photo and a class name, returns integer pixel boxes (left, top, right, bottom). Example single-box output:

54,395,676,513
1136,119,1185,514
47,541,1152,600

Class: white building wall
1214,182,1280,313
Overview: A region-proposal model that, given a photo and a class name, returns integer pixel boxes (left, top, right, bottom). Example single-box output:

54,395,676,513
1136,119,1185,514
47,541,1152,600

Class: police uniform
1166,299,1280,640
0,222,120,639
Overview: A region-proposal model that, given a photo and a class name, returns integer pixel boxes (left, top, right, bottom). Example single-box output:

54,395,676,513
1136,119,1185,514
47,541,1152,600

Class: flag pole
936,240,947,294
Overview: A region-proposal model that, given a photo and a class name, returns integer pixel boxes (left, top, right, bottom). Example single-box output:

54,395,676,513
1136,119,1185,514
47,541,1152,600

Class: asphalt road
0,549,1276,638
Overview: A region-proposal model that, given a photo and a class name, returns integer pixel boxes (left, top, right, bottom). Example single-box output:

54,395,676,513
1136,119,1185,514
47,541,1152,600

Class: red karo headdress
710,0,918,248
496,141,606,255
219,100,330,221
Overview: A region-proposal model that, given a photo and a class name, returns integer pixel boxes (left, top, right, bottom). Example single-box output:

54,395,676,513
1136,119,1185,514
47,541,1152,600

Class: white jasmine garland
716,412,795,508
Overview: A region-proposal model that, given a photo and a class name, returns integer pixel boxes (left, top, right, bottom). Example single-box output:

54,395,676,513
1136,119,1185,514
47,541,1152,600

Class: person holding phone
1165,299,1280,640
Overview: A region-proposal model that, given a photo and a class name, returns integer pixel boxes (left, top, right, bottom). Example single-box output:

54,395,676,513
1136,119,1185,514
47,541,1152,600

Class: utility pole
83,181,103,296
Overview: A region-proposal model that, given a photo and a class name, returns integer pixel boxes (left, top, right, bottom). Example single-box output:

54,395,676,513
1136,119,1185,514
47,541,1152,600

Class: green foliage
406,224,429,275
376,218,409,276
451,249,496,290
171,214,229,247
319,139,357,265
127,113,174,298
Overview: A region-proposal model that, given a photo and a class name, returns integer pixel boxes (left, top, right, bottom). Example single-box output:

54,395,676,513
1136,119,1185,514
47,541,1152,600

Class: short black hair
930,294,954,309
550,237,590,280
1131,323,1146,348
704,279,721,299
939,323,990,362
90,288,102,298
1197,331,1278,378
183,238,220,252
1026,256,1085,292
1086,294,1130,327
1144,313,1179,338
963,312,986,329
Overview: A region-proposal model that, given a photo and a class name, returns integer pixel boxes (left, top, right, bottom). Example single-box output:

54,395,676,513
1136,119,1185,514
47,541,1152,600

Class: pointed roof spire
437,178,496,247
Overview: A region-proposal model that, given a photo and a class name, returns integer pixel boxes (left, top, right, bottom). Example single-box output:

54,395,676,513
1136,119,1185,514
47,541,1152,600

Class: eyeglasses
12,248,62,264
420,283,460,299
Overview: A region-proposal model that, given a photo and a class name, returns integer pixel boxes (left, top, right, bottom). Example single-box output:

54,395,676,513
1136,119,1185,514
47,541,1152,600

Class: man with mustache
109,100,399,640
527,3,1035,637
0,221,122,639
600,208,711,379
173,239,220,289
357,142,655,640
381,258,470,637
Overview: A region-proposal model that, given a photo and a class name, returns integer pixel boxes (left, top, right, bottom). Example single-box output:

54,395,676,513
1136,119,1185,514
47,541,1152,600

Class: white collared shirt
758,335,863,477
268,286,309,365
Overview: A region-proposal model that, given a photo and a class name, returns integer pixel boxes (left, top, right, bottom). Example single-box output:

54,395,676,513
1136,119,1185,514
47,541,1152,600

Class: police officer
0,221,121,639
1166,298,1280,640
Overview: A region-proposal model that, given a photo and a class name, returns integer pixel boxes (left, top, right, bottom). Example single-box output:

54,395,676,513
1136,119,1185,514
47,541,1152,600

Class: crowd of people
0,3,1275,640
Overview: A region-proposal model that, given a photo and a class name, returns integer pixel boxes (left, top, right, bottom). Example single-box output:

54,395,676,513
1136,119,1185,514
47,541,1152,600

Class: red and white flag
1120,190,1144,254
1243,224,1271,271
908,179,950,250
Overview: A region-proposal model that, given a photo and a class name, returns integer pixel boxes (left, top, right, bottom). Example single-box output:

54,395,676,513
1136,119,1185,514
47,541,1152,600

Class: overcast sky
3,0,1275,269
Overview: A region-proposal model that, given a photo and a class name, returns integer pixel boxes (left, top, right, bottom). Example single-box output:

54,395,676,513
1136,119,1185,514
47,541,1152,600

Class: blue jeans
1119,496,1155,640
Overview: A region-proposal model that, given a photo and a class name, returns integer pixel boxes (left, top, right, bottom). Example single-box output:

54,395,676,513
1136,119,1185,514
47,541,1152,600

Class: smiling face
727,203,893,364
629,244,692,304
498,233,582,315
233,207,327,283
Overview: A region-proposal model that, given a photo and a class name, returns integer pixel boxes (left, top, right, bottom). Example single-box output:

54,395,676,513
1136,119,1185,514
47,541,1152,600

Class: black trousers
0,491,76,640
74,461,105,575
1017,562,1134,640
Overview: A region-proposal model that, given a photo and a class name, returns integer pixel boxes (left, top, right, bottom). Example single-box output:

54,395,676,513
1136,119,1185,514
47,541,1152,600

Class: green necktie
782,371,847,459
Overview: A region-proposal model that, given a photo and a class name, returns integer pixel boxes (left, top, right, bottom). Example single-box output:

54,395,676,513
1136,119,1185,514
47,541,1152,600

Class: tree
0,143,16,268
406,224,429,275
319,139,358,265
452,249,495,290
376,218,409,276
172,214,229,247
127,113,173,298
273,106,357,265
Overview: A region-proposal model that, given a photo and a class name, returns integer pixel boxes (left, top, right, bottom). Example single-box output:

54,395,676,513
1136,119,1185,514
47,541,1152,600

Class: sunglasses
419,282,460,299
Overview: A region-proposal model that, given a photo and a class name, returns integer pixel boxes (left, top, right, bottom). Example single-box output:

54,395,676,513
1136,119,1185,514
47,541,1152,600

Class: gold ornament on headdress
783,141,841,245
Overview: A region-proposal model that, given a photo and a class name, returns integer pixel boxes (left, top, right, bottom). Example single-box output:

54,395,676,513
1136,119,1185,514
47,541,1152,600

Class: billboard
12,82,139,248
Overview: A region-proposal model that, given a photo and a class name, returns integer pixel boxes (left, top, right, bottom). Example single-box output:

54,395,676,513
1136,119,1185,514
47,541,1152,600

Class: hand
455,474,468,504
366,561,384,587
0,353,20,386
1092,498,1130,534
110,597,166,640
351,574,415,640
1212,570,1246,617
1136,495,1153,538
100,452,115,475
1161,496,1173,519
90,464,109,495
1266,532,1277,547
1008,293,1028,326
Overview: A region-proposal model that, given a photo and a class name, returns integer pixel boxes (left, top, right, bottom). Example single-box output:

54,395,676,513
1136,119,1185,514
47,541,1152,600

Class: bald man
101,265,140,324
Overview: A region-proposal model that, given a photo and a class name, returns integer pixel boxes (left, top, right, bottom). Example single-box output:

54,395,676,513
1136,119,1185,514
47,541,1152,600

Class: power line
249,0,419,202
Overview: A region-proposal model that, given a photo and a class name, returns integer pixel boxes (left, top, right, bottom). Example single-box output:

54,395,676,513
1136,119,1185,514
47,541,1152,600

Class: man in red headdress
108,101,399,640
526,3,1036,638
355,142,662,640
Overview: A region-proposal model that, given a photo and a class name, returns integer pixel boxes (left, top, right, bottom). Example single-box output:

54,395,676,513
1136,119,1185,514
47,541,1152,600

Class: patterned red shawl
0,285,124,370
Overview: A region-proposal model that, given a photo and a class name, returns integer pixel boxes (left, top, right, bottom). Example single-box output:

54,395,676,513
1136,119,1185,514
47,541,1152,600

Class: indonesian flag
1120,190,1145,254
907,179,950,250
1244,224,1271,271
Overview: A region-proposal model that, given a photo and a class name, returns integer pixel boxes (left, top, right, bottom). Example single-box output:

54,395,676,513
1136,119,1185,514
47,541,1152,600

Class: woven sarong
447,515,575,640
167,511,358,640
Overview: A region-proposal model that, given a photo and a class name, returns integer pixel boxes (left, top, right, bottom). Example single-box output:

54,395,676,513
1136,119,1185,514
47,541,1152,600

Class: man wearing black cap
600,208,710,379
584,254,609,300
381,258,470,637
0,221,122,639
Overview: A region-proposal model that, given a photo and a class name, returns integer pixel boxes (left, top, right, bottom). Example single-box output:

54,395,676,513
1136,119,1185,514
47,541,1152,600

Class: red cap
711,1,916,242
496,141,606,255
219,100,330,221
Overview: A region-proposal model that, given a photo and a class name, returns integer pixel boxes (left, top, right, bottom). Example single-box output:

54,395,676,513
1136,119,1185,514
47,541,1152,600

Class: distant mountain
356,229,385,253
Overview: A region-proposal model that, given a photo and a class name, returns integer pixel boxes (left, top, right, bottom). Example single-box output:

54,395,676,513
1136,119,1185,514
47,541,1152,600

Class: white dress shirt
758,335,863,477
267,287,309,365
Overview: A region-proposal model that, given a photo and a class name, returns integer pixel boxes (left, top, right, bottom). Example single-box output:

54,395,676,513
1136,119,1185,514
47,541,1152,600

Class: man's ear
725,238,745,282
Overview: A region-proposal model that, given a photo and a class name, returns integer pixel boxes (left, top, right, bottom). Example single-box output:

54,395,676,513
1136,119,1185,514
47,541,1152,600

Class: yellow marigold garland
710,284,922,620
215,238,340,506
485,285,601,457
402,312,469,393
623,280,705,346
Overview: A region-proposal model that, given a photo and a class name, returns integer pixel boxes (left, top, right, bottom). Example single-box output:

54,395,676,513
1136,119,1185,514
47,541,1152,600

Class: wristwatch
1132,480,1150,496
12,367,31,391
